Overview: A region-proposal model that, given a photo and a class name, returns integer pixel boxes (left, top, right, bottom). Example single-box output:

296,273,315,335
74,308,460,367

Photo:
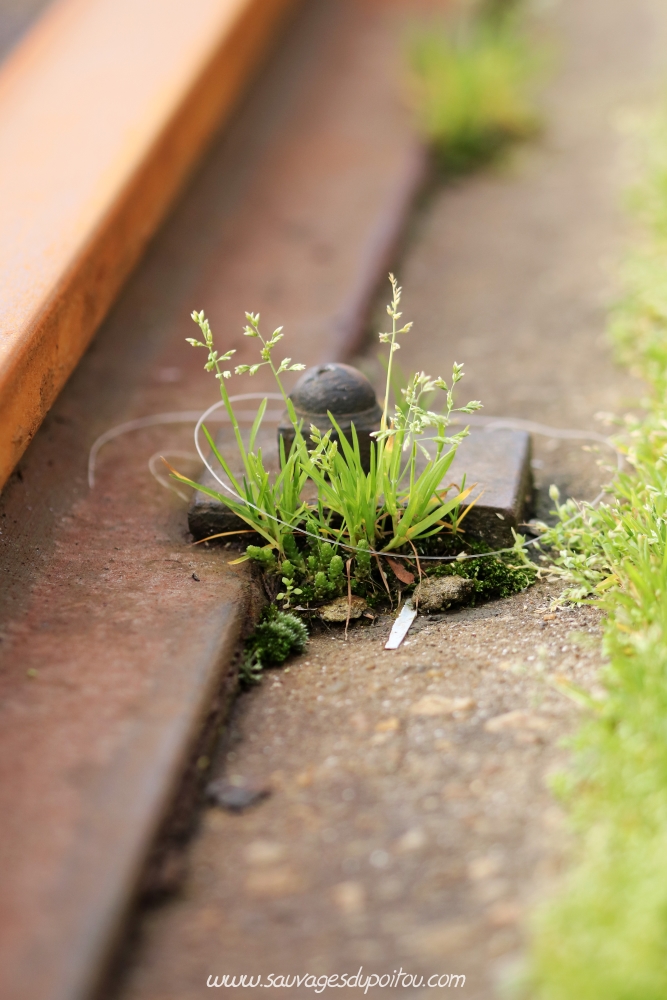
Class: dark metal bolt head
278,363,382,470
290,363,378,416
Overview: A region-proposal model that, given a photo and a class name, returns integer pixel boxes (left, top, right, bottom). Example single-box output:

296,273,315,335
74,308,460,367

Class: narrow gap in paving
107,1,667,998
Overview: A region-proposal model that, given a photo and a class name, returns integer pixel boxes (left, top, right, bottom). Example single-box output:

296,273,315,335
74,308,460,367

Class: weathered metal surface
0,395,254,1000
447,428,533,546
286,362,380,421
0,0,301,492
0,2,427,998
277,362,382,470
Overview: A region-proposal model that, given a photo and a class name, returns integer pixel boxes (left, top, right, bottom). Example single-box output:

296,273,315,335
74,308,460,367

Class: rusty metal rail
0,2,426,998
0,0,300,493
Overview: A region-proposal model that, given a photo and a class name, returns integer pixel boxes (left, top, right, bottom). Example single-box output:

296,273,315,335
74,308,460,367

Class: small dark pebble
192,573,201,582
205,779,270,812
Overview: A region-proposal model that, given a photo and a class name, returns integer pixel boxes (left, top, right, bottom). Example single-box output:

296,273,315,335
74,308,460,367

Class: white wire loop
88,397,623,564
87,395,284,488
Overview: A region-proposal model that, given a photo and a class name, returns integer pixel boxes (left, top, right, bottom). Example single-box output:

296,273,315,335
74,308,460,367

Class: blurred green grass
527,105,667,1000
409,2,541,175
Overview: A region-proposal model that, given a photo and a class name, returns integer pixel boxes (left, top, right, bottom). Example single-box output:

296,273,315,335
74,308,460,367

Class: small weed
409,2,541,175
241,607,309,685
172,275,490,602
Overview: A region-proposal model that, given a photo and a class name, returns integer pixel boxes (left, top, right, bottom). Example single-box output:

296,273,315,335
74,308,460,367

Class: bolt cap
289,363,380,418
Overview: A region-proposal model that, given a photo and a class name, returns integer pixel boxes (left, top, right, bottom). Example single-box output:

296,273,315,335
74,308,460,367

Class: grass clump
409,1,541,175
527,104,667,999
173,275,514,605
171,273,535,675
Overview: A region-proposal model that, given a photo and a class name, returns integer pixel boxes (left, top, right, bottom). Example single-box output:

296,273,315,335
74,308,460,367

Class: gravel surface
109,0,667,997
113,589,602,1000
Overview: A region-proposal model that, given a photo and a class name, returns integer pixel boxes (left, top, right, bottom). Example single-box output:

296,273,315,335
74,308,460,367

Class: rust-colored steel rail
0,0,299,493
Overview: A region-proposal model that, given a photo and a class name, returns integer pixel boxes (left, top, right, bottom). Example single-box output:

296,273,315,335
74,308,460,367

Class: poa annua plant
174,310,308,559
303,275,482,560
171,275,485,606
